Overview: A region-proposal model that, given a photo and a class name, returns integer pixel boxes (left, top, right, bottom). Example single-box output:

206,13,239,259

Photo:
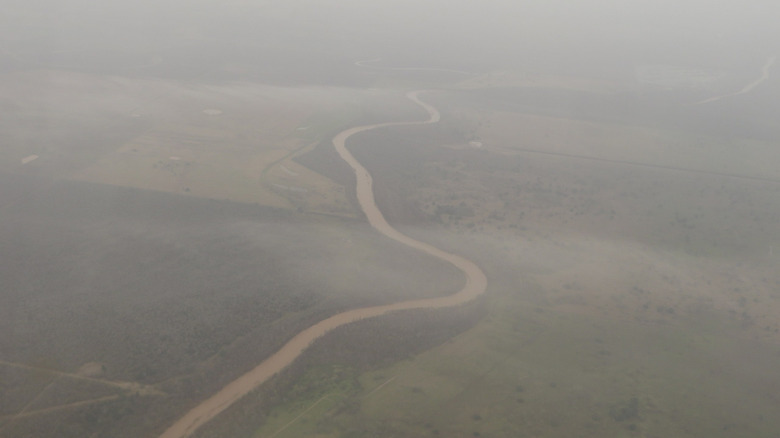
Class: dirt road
158,90,487,438
0,359,164,396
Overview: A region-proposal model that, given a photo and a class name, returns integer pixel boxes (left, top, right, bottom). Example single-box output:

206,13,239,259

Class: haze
1,1,779,437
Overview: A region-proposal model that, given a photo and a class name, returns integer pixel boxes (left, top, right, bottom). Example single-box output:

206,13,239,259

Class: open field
245,286,780,438
0,70,396,213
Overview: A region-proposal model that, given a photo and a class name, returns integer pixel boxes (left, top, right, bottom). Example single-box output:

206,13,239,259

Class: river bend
159,90,487,438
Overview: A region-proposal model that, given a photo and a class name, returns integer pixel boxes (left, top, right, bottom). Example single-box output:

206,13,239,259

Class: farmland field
1,71,398,215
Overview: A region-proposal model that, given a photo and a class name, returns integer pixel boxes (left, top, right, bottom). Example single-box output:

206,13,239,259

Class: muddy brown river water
159,90,487,438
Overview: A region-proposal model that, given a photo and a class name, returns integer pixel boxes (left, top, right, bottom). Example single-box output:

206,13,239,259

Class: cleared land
0,71,375,214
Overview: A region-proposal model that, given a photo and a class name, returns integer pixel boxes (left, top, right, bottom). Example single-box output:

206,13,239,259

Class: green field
246,289,780,438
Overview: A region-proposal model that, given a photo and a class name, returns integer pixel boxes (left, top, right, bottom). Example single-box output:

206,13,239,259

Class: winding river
159,90,487,438
694,55,776,105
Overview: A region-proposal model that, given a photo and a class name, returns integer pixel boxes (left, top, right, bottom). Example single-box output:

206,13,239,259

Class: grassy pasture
70,90,334,208
262,105,364,217
240,279,780,438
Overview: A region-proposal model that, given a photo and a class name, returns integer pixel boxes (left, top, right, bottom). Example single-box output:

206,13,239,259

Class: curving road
159,90,487,438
